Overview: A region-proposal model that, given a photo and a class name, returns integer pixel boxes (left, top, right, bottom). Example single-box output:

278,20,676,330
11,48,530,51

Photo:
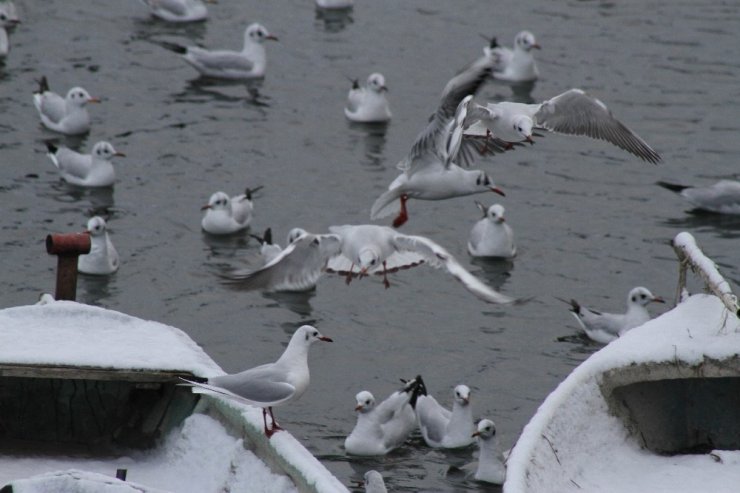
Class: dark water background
1,0,739,491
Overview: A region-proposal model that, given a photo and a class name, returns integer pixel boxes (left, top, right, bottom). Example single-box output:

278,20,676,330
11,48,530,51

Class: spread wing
392,233,516,304
534,88,661,164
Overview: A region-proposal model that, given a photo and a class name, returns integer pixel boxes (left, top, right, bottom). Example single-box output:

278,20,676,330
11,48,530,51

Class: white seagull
345,73,392,123
250,228,283,264
471,418,506,484
371,54,512,228
46,141,125,188
201,186,261,235
359,471,387,493
0,8,20,60
316,0,353,9
483,31,540,83
228,224,516,304
161,23,278,80
181,325,332,437
467,202,516,258
78,216,119,275
465,88,662,163
658,180,740,215
139,0,213,23
415,379,476,449
564,286,665,344
344,377,423,456
32,77,100,135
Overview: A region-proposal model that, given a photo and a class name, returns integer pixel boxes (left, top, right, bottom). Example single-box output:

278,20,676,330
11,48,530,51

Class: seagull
345,73,392,123
78,216,119,275
483,31,540,83
36,293,56,305
0,26,9,60
0,9,20,60
370,53,513,228
32,77,100,135
464,88,662,163
201,186,261,235
344,376,424,456
467,202,516,258
563,286,665,344
250,228,283,264
359,471,387,493
471,419,506,484
181,325,332,437
161,23,278,80
139,0,213,23
46,141,125,188
657,180,740,215
316,0,353,9
227,224,516,304
415,379,476,449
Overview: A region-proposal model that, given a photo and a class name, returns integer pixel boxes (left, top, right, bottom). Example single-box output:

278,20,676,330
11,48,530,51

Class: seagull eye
0,14,6,20
631,296,637,302
312,330,318,337
640,294,647,299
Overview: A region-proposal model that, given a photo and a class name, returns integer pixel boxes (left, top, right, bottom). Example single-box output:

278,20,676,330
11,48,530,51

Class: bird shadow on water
263,290,316,317
77,273,118,306
315,7,354,33
661,211,740,238
469,257,514,292
346,121,389,169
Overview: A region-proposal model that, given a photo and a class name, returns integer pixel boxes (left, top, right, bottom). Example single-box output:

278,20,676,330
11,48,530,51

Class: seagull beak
113,152,126,157
652,296,665,304
462,397,470,405
499,217,506,223
490,187,506,197
265,34,279,41
525,135,535,144
354,404,363,412
472,431,480,438
532,43,542,50
319,336,333,342
380,86,389,92
88,97,101,104
201,204,211,211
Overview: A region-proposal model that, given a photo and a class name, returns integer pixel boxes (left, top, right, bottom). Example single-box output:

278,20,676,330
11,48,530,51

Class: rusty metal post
46,232,91,301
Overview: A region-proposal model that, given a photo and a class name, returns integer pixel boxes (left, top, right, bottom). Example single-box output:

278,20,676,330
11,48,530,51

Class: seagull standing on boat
78,216,119,275
139,0,213,23
484,30,540,83
467,202,516,258
344,377,424,456
345,73,392,123
33,77,100,135
565,286,665,344
181,325,332,437
464,88,662,163
161,23,278,80
415,379,476,449
46,141,125,188
227,224,516,304
657,180,740,215
201,186,261,235
471,419,506,484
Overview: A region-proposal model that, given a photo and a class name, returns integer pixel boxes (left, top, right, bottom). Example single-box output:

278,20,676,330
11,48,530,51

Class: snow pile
11,469,168,493
505,294,740,493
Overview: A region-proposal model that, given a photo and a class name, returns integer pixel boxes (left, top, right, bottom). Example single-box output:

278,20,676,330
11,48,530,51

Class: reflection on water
347,121,389,168
264,290,316,317
662,210,740,238
77,272,118,306
315,7,354,33
469,256,514,292
44,181,116,218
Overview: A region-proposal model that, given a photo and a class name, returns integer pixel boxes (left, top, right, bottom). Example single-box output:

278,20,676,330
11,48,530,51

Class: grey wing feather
346,88,363,113
147,0,189,16
188,49,254,72
416,395,450,444
38,93,67,124
534,89,661,164
209,367,295,404
54,149,92,179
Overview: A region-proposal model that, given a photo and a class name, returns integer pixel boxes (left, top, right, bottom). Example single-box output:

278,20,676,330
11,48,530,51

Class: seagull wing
52,148,92,180
183,367,296,407
345,87,363,114
37,92,67,124
187,48,255,72
533,88,661,164
392,233,516,304
415,395,450,445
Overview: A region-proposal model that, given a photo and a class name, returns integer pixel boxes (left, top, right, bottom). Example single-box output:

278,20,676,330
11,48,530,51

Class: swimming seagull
227,224,516,304
161,23,278,80
181,325,332,437
359,471,387,493
344,376,424,456
32,77,100,135
46,141,125,188
345,73,392,123
483,31,540,83
563,286,665,344
467,202,516,258
0,8,20,60
250,227,283,264
139,0,213,23
371,53,512,228
471,419,506,484
464,88,662,163
415,378,476,449
201,186,262,235
657,180,740,215
78,216,119,275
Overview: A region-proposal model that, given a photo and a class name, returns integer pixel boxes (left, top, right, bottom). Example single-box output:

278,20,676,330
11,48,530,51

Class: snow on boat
0,301,347,493
504,232,740,493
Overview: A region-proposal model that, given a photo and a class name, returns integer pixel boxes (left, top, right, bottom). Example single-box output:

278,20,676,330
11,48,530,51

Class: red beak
114,152,126,158
319,336,333,342
265,34,279,41
490,187,506,197
201,204,211,210
652,296,665,304
88,97,101,104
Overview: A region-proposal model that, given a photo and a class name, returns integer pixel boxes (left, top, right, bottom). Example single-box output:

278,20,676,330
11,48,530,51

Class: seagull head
287,227,308,244
472,418,497,440
512,115,534,143
367,73,388,93
354,391,376,412
246,23,278,43
85,216,108,237
628,287,664,307
472,171,506,196
453,384,471,406
487,204,506,223
358,247,380,275
92,141,125,160
66,87,100,106
515,30,540,51
201,191,230,211
295,325,333,345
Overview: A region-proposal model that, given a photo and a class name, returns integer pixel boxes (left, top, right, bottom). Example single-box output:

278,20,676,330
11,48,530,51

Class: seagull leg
265,407,283,438
345,264,354,285
392,195,409,228
382,261,390,289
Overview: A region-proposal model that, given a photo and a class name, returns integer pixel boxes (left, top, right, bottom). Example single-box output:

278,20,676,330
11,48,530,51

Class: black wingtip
45,142,58,154
263,227,272,245
657,181,689,193
35,76,49,94
160,41,188,55
409,375,427,408
245,185,264,201
554,296,579,314
488,36,499,49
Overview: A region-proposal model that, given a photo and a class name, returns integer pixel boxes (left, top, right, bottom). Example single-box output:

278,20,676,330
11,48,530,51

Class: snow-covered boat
0,301,347,493
504,232,740,493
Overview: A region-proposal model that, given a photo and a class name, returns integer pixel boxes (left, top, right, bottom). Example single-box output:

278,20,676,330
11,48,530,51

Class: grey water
1,0,739,491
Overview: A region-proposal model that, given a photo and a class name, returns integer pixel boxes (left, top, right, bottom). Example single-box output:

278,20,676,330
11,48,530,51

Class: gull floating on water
563,286,665,344
345,73,392,123
228,224,517,304
415,378,476,449
657,180,740,215
465,88,662,163
484,30,540,83
359,471,387,493
181,325,332,437
0,6,20,60
468,202,516,259
33,77,100,135
79,216,119,275
139,0,213,23
46,141,125,188
201,186,261,235
471,418,506,484
161,23,278,80
316,0,353,9
344,377,424,456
